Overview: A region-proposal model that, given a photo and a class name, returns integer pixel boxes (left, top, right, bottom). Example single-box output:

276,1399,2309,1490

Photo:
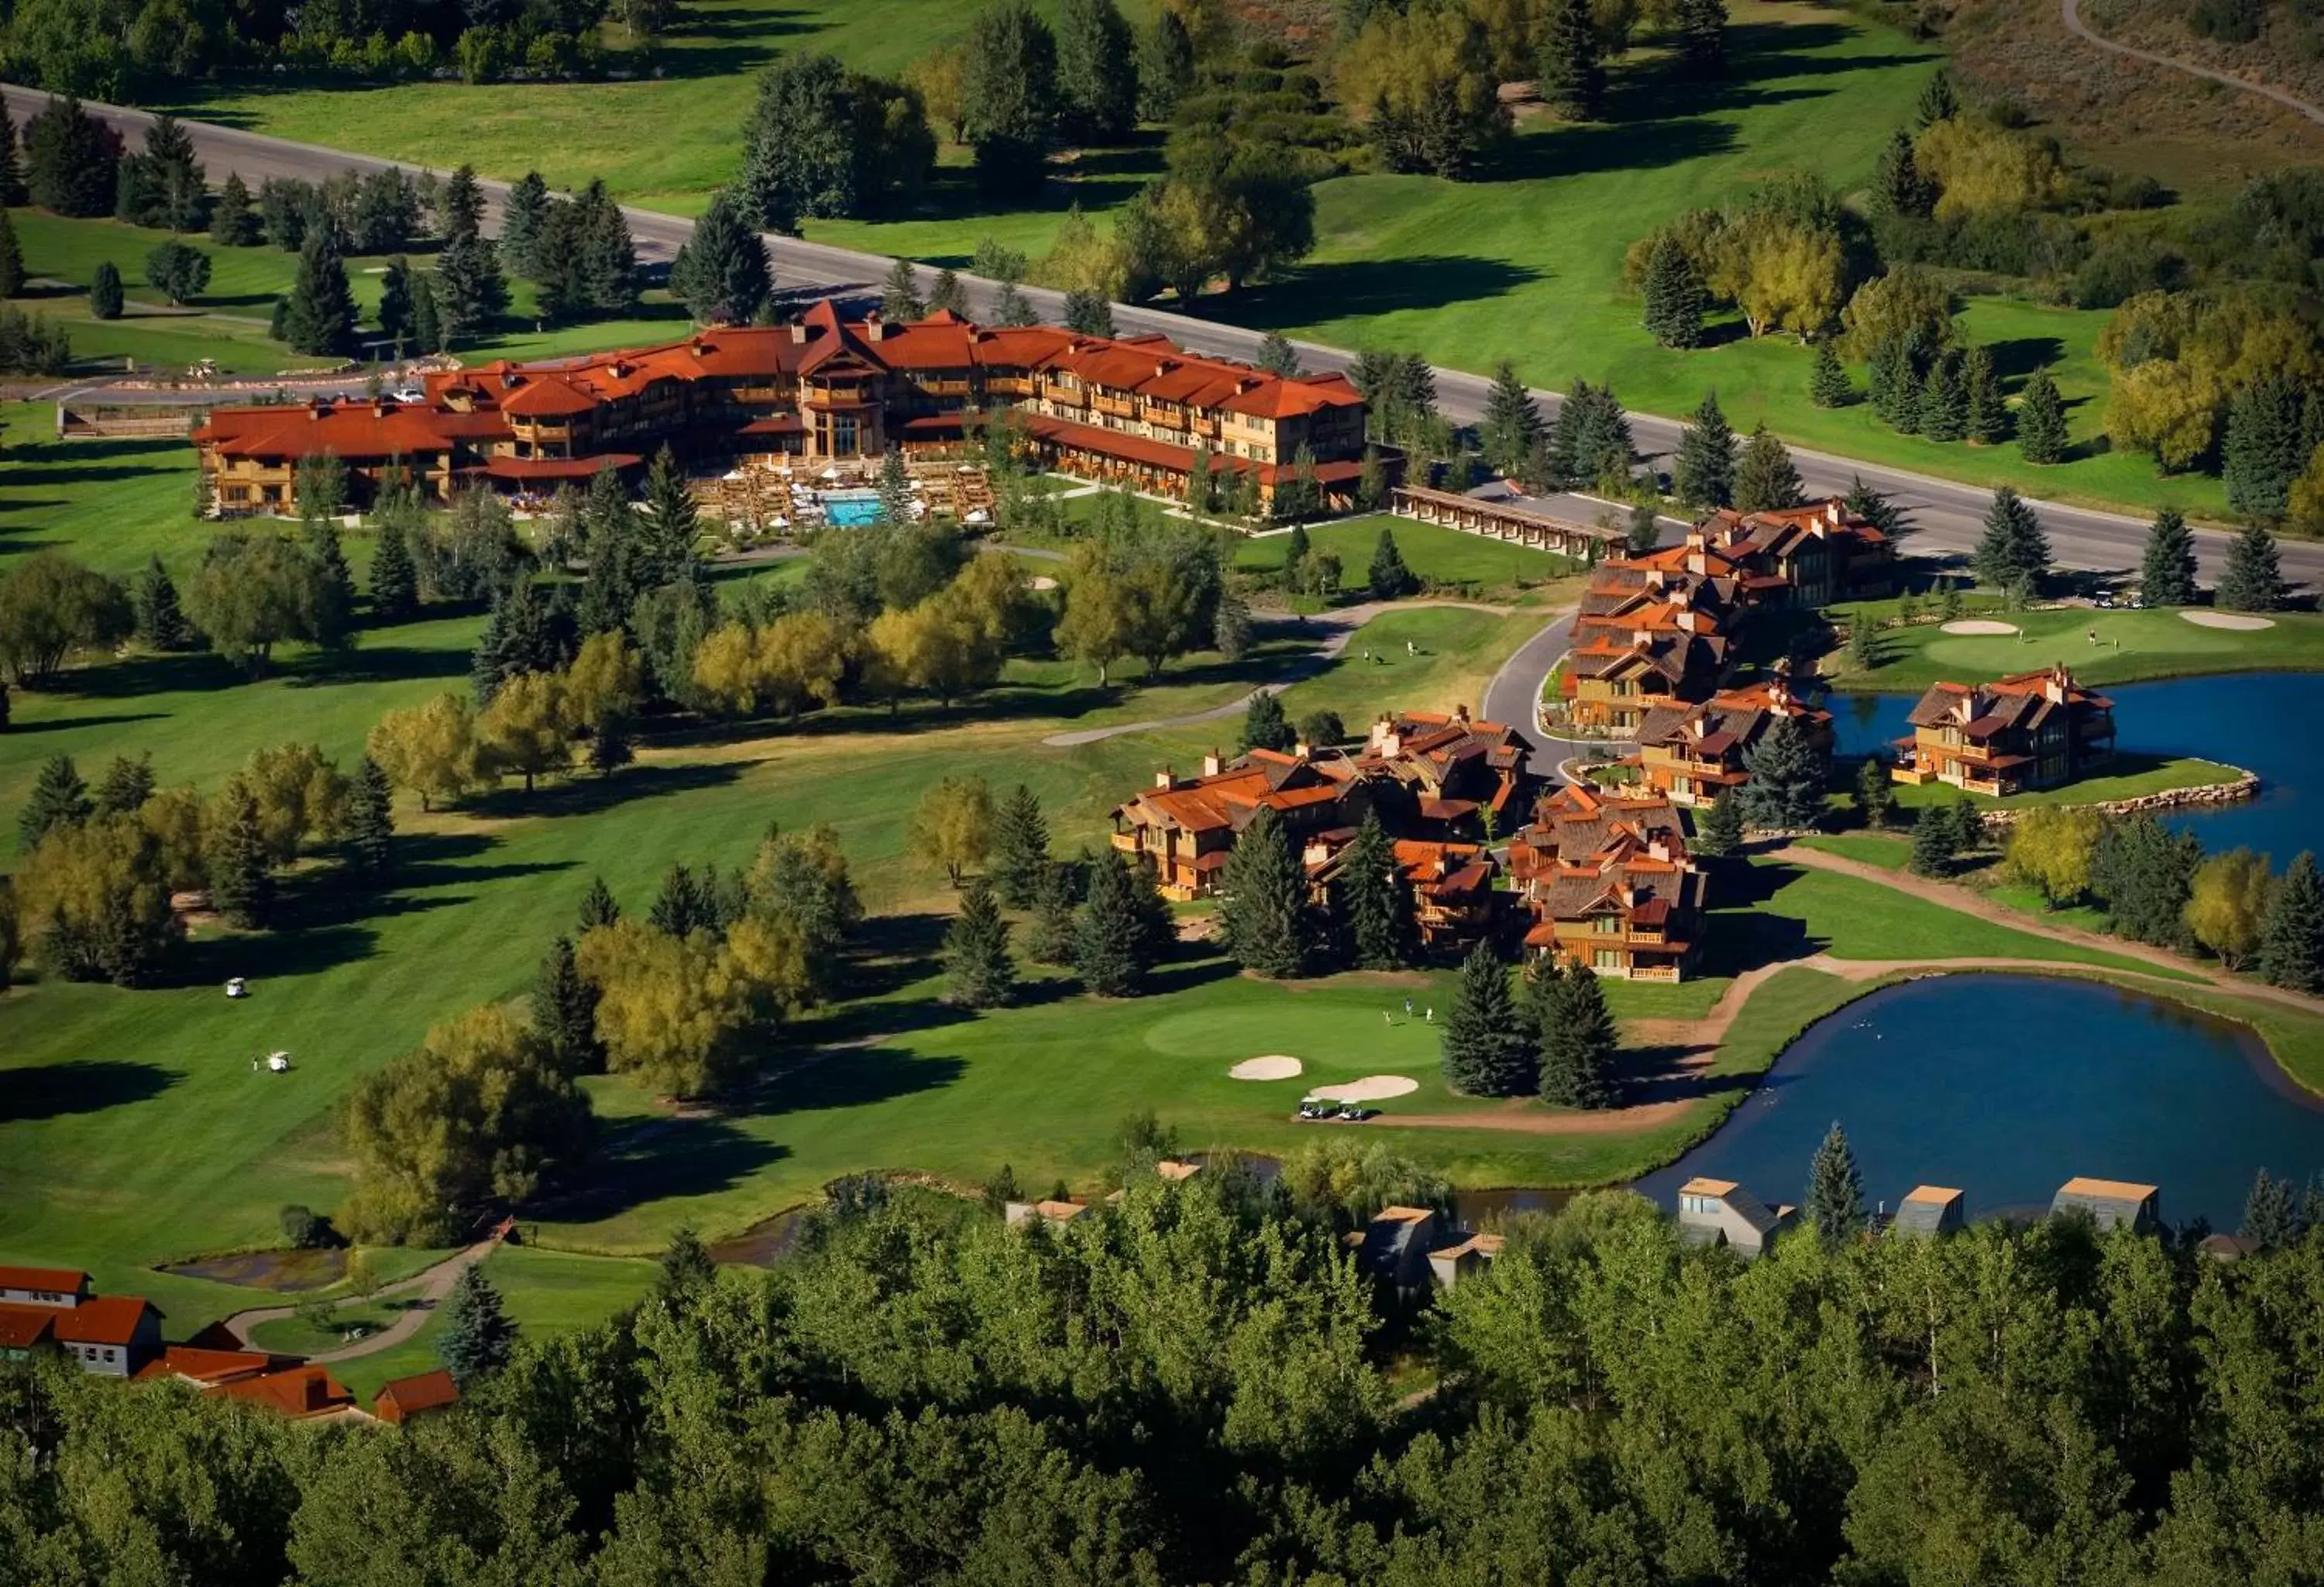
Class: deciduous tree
366,693,485,811
2184,846,2272,969
912,774,997,886
2005,805,2104,906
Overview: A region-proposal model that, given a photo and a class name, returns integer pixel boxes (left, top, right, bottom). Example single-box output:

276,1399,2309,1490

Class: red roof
208,1364,357,1419
0,1307,57,1349
133,1344,281,1385
475,453,641,481
374,1368,461,1423
53,1296,160,1347
0,1264,88,1295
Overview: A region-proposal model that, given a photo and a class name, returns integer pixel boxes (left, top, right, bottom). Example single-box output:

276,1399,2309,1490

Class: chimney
789,322,809,343
865,314,888,342
1677,609,1698,634
1154,768,1177,790
1826,498,1843,528
1293,739,1312,759
1202,751,1224,777
1452,703,1470,725
1648,837,1672,862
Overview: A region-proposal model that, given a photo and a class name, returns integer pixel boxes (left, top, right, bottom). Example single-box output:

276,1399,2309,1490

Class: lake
1831,671,2321,862
1632,975,2324,1228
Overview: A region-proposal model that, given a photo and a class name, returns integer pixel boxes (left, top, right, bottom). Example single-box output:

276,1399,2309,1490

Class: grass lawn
1886,752,2248,811
1827,604,2324,691
1233,515,1580,594
1796,833,1912,871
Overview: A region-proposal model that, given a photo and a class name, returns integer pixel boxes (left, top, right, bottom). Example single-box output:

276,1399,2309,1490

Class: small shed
2051,1176,2161,1234
374,1368,461,1425
1427,1232,1505,1291
1349,1206,1442,1289
1676,1177,1794,1258
1890,1186,1966,1239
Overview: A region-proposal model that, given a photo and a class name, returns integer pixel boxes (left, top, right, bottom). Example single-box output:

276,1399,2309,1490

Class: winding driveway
2060,0,2324,126
217,1234,500,1364
1039,598,1515,748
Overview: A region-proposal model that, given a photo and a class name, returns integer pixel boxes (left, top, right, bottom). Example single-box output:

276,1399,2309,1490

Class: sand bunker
1941,619,2020,635
2180,610,2275,631
1308,1075,1422,1103
1229,1055,1303,1081
1030,575,1059,591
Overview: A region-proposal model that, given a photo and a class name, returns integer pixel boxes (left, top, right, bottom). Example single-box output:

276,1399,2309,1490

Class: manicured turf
1233,515,1580,594
1887,754,2247,810
1796,833,1913,871
1827,604,2324,691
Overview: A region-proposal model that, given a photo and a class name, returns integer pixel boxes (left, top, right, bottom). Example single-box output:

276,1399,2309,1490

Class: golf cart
1335,1101,1371,1122
225,977,249,999
1297,1096,1335,1121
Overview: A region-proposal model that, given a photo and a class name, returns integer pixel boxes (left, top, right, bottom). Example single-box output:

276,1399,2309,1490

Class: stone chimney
789,322,809,343
1154,768,1177,790
1826,497,1844,528
1201,751,1224,777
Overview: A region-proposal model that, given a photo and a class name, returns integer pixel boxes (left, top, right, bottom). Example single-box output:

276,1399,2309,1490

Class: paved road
11,84,2322,594
1481,604,1585,775
2059,0,2324,127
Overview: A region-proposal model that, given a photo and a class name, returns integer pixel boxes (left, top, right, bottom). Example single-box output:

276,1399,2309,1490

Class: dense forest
6,1166,2324,1585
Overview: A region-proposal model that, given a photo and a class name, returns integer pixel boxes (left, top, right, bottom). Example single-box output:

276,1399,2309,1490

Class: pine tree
2223,372,2305,525
0,103,25,208
1917,349,1968,442
280,228,356,356
1628,500,1661,553
1806,1120,1864,1244
376,258,416,349
1217,804,1312,978
347,754,395,880
944,880,1018,1007
652,1227,717,1311
990,783,1051,909
1239,690,1295,753
2216,521,2284,612
928,267,969,315
1673,391,1736,508
301,515,356,649
533,935,603,1074
1844,473,1908,539
2017,367,2068,464
18,755,91,850
411,270,443,354
881,257,927,321
1674,0,1728,75
669,188,772,324
1809,342,1853,408
498,172,551,279
1055,0,1139,140
1075,852,1165,996
438,1265,517,1388
1062,287,1115,336
1642,235,1707,349
95,754,154,816
2242,1168,2299,1247
1442,941,1535,1096
1254,331,1302,377
1909,807,1958,876
2257,851,2324,993
1536,0,1604,120
1336,809,1411,969
439,164,487,243
1368,528,1418,599
1875,128,1936,217
1915,67,1958,127
432,233,507,343
589,717,634,775
370,514,420,622
1963,345,2008,443
1973,485,2050,591
1738,714,1827,831
578,875,622,933
132,555,193,650
1536,959,1616,1108
89,261,123,321
640,446,701,586
1024,859,1081,966
1856,757,1896,828
0,209,22,299
208,781,274,929
1868,335,1919,432
648,862,718,938
2139,508,2199,608
1694,790,1744,856
1734,422,1804,513
24,97,119,217
1477,360,1542,477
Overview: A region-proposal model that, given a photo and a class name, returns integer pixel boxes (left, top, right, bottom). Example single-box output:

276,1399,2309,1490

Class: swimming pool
823,489,883,527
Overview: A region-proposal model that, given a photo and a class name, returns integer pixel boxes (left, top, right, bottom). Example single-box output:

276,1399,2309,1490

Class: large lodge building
193,303,1373,516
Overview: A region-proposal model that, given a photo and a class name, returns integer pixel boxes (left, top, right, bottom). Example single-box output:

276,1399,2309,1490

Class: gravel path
2059,0,2324,126
217,1234,502,1364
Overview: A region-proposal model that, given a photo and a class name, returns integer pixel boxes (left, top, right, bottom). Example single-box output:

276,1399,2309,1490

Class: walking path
216,1233,502,1364
1039,599,1514,748
2060,0,2324,126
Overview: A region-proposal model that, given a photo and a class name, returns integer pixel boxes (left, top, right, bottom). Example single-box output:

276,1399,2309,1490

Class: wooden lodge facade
1631,678,1834,807
1893,666,2116,797
1509,783,1708,981
194,305,1373,516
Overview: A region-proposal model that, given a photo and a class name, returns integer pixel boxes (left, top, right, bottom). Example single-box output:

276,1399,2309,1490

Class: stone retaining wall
1975,768,2260,830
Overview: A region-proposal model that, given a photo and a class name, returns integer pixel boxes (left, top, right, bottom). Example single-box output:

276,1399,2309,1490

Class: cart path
2060,0,2324,126
215,1233,502,1363
1040,599,1519,747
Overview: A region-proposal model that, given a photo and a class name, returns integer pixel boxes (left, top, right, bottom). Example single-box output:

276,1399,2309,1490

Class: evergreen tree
639,446,701,586
1807,1120,1865,1244
533,935,603,1075
1910,805,1958,876
1536,0,1605,120
1239,689,1295,753
208,171,258,247
1137,9,1198,121
0,210,22,299
95,754,154,817
498,172,551,279
2257,851,2324,993
1868,335,1919,431
669,188,772,324
2092,814,2202,948
1336,808,1411,969
1368,528,1418,599
881,257,927,321
301,515,357,649
1915,67,1958,127
944,880,1017,1007
471,579,557,704
17,755,91,850
1055,0,1140,141
1875,128,1936,218
928,266,969,315
131,554,193,650
2140,508,2199,608
1023,859,1081,966
1217,804,1312,978
1674,0,1729,75
1733,422,1804,513
0,103,25,208
2242,1168,2299,1247
1973,485,2050,591
1642,234,1707,349
432,232,508,343
578,875,622,933
1738,714,1827,831
347,754,394,880
208,781,274,930
1855,757,1896,828
1255,331,1302,377
652,1226,717,1311
1917,349,1968,442
589,717,635,775
280,228,356,356
1442,941,1535,1096
1062,287,1115,336
1673,391,1736,508
1964,345,2009,443
2017,366,2068,463
410,270,443,354
1628,500,1661,554
439,164,487,243
2223,374,2305,524
1694,790,1744,856
1809,342,1853,408
438,1265,517,1388
370,513,420,622
1844,473,1909,539
1074,852,1167,996
1479,360,1543,477
2216,522,2284,612
962,0,1061,196
990,783,1051,909
648,862,718,938
1548,380,1633,489
1535,959,1615,1109
24,97,119,217
89,260,123,321
376,258,415,347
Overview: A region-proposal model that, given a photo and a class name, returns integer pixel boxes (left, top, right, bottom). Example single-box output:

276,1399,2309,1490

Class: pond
1632,975,2324,1228
1831,671,2320,862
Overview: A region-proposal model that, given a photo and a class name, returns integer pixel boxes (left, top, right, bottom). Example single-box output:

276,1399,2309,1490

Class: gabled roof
0,1265,88,1294
53,1296,159,1347
208,1363,359,1419
376,1367,461,1421
0,1308,57,1350
2057,1176,2157,1202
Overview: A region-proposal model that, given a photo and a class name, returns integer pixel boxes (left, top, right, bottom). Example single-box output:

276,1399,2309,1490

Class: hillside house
0,1265,91,1308
1893,666,2117,797
1693,497,1896,608
1112,749,1367,900
1676,1178,1795,1258
1559,627,1730,735
1347,1206,1443,1290
1303,833,1501,953
2051,1177,2160,1234
1889,1186,1966,1238
0,1295,167,1378
1359,707,1532,837
1632,678,1834,807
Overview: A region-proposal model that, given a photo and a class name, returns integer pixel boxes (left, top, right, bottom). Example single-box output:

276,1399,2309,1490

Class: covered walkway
1391,485,1626,559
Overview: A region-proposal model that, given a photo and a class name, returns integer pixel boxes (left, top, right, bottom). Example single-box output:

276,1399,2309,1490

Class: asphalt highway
11,82,2322,604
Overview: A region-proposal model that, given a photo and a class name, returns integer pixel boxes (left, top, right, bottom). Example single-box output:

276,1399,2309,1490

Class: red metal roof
0,1264,88,1294
53,1296,159,1347
375,1367,461,1423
